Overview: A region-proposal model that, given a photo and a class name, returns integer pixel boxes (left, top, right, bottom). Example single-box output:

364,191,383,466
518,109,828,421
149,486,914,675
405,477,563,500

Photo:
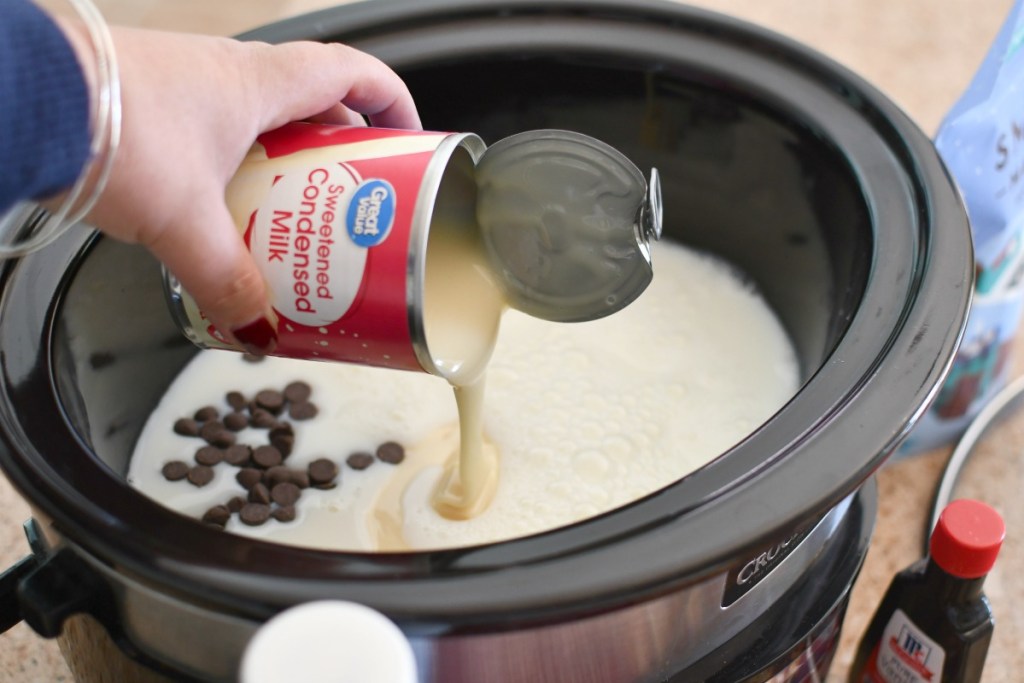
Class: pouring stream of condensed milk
417,130,662,521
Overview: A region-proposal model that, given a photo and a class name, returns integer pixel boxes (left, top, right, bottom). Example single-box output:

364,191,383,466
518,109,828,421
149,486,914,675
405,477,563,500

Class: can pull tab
476,129,663,323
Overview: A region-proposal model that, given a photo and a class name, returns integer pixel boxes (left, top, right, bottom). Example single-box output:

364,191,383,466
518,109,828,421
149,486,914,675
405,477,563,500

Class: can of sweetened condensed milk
164,122,489,377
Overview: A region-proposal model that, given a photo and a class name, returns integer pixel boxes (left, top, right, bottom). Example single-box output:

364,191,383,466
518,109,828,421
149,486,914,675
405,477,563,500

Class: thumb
149,197,277,355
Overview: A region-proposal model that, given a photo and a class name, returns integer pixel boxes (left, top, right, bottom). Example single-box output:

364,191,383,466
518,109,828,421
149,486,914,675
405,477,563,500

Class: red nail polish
232,318,277,356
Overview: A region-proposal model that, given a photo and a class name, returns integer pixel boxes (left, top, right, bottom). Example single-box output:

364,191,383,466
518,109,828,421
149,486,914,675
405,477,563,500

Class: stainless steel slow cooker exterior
9,485,873,681
0,1,971,681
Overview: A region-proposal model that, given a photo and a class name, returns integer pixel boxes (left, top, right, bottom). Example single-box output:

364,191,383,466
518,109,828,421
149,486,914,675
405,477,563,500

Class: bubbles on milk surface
128,240,798,551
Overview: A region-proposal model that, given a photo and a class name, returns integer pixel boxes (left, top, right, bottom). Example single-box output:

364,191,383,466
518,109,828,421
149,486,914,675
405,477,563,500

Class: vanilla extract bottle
848,498,1004,683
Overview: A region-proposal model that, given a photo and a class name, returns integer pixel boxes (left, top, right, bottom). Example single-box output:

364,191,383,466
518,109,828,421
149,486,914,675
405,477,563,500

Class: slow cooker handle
19,546,114,637
0,546,113,638
0,554,36,633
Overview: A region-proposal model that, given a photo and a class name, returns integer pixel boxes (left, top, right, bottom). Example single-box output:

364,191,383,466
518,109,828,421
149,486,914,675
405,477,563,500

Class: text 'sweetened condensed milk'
165,123,506,519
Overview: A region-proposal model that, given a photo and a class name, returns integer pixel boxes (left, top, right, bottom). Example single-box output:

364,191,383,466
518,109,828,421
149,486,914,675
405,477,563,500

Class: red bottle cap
929,499,1005,579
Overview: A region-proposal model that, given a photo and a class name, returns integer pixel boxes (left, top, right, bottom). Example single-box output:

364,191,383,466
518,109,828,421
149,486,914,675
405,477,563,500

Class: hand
57,20,421,354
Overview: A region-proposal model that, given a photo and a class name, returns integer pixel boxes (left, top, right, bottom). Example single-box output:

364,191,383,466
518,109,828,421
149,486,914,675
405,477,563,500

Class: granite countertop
2,0,1021,681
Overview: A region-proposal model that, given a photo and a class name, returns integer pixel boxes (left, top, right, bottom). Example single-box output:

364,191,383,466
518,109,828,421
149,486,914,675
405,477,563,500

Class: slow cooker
0,1,971,681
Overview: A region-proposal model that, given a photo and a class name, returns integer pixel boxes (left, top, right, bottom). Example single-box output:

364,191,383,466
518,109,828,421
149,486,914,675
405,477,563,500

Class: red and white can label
179,123,467,373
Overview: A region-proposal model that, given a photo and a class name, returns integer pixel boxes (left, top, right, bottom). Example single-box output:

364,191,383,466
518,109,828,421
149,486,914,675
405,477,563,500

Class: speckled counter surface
1,0,1021,681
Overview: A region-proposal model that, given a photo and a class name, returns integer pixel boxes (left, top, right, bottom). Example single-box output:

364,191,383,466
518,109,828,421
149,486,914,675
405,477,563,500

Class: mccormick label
171,123,476,374
858,609,945,683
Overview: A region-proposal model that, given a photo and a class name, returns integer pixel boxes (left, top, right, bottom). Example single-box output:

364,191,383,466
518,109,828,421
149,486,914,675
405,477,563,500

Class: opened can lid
475,129,662,322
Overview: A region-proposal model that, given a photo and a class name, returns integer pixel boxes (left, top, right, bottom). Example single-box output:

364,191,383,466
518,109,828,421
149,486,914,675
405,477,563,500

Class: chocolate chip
269,422,294,436
271,482,301,506
202,505,230,527
187,465,215,487
252,445,283,469
239,503,271,526
283,381,312,403
194,405,219,422
288,401,318,421
249,408,277,429
265,466,311,489
346,452,374,471
268,430,294,458
226,391,247,410
272,505,296,523
313,480,338,491
376,441,405,465
173,418,200,437
224,444,252,466
211,431,236,448
241,353,265,364
255,389,285,414
161,461,190,481
227,496,246,513
194,445,225,466
249,482,272,505
223,411,249,432
200,421,236,447
308,458,339,486
199,420,224,436
292,471,310,489
236,467,263,490
264,466,291,488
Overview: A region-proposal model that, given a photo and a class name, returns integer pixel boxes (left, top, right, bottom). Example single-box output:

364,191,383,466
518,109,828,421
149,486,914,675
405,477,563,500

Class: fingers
334,48,423,131
147,196,277,355
306,103,368,127
252,40,422,133
319,42,422,130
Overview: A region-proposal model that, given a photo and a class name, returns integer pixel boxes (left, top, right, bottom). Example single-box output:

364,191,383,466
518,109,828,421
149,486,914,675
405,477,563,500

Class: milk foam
129,241,799,551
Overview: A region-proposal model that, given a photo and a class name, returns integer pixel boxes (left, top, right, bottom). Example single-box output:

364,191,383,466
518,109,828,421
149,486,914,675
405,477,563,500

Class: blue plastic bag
902,1,1024,453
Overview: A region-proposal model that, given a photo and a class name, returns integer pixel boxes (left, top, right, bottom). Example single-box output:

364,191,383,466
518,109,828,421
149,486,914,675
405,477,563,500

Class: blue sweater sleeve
0,0,92,213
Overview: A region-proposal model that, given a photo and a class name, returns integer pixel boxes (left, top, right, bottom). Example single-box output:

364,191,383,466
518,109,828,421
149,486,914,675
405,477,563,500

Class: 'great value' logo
347,179,396,247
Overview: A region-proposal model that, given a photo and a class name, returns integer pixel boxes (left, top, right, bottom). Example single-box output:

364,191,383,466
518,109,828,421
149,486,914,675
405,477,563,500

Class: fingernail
232,317,277,356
